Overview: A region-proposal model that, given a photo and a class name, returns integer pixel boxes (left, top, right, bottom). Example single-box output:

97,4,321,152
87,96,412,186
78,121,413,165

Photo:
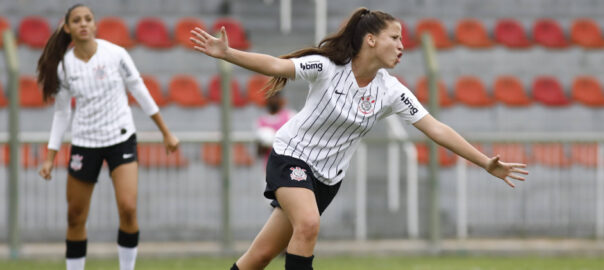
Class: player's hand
190,26,229,59
39,160,54,181
163,132,180,154
485,155,528,188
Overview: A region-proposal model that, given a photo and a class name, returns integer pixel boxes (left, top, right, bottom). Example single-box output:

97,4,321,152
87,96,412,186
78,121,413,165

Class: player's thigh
275,187,320,226
110,162,138,211
246,207,293,257
66,174,95,216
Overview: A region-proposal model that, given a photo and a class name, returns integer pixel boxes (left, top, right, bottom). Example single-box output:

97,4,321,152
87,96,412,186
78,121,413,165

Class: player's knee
118,201,137,223
293,216,320,241
67,206,87,229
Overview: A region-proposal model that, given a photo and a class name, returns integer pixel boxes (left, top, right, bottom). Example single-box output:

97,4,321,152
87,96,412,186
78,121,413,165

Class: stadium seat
532,143,570,167
174,17,206,49
532,76,570,106
168,75,206,107
96,17,135,48
415,77,454,107
201,143,253,166
493,76,532,106
494,19,531,48
0,17,10,48
415,143,458,167
399,20,417,50
18,16,51,49
137,143,188,168
455,19,494,48
0,82,7,107
141,75,169,107
212,17,250,50
135,17,172,48
0,144,41,167
40,144,71,168
0,144,7,166
570,143,598,167
247,74,270,107
570,18,604,48
571,76,604,107
491,143,529,164
454,76,494,107
20,76,45,108
208,75,247,107
532,19,569,48
415,19,454,49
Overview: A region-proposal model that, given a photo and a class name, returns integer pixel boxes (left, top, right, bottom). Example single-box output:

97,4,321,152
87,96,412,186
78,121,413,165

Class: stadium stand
415,18,454,49
246,74,270,107
0,16,10,48
137,143,189,168
211,17,250,50
415,77,454,107
455,18,494,48
570,18,604,48
40,144,71,168
0,82,6,107
454,76,494,107
399,20,418,50
96,17,136,48
532,19,569,48
208,74,247,107
201,143,253,166
492,143,529,164
493,76,532,106
570,143,598,167
19,76,45,108
532,76,570,106
494,19,532,48
18,16,51,48
532,143,571,167
174,17,206,49
415,142,458,167
135,17,172,48
571,76,604,107
168,75,207,107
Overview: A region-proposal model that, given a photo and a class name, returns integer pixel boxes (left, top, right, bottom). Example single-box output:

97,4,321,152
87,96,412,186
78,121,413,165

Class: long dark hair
264,7,395,97
37,4,87,102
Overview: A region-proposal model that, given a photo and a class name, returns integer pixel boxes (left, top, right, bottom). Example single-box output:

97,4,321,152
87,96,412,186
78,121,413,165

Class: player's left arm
413,114,528,187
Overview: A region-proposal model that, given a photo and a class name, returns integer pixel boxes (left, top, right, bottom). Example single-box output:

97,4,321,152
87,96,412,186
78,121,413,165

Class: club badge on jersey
358,95,376,115
290,167,308,181
94,65,107,80
70,154,84,171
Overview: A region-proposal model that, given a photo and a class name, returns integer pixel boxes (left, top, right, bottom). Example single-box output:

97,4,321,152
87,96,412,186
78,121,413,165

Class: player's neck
351,56,379,88
73,39,98,63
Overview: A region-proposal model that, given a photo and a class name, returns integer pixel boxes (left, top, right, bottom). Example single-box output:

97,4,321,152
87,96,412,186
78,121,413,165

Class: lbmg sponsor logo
400,93,419,115
300,61,323,72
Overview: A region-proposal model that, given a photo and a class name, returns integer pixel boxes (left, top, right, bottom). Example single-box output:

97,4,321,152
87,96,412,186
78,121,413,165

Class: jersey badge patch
290,166,308,181
94,65,107,80
358,95,376,115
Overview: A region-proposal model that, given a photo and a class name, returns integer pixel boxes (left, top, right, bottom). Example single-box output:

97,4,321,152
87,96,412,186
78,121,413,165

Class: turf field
1,255,603,270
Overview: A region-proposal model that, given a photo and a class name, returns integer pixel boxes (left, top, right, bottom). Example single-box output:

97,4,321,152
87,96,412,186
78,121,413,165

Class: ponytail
264,7,395,97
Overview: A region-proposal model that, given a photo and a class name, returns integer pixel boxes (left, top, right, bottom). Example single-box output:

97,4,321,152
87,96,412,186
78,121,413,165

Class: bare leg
276,187,320,257
111,162,139,233
66,175,95,240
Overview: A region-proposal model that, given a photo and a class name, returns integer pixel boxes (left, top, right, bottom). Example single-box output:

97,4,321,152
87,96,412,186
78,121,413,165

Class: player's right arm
190,27,295,79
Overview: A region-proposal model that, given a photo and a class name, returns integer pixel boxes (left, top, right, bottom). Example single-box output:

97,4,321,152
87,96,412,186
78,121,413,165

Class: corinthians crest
70,154,83,171
358,95,376,115
94,65,107,80
289,166,307,181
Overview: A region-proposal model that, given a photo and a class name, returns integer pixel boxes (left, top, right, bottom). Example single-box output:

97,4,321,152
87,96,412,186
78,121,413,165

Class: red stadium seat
415,143,458,167
399,20,417,50
135,17,172,48
532,76,570,106
201,143,253,166
0,144,44,167
212,18,250,50
493,76,532,107
532,143,570,167
415,77,454,107
492,143,529,164
532,19,569,48
570,18,604,48
0,144,7,166
18,16,51,48
175,17,206,49
571,76,604,107
494,19,531,48
415,19,454,49
0,17,10,48
137,143,188,168
454,76,494,107
142,75,168,106
96,17,135,48
168,75,207,107
20,76,46,108
570,143,598,167
247,74,270,107
0,82,7,107
455,19,494,48
208,75,247,107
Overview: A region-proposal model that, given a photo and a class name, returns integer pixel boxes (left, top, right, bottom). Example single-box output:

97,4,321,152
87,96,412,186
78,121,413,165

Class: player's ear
366,33,376,47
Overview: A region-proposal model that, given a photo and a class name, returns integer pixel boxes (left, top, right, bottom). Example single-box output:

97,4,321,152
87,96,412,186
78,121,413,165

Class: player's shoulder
97,39,128,55
378,69,409,93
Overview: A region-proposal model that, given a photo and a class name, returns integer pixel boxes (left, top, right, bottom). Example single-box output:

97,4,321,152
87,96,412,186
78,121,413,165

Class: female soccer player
191,7,528,270
37,4,179,270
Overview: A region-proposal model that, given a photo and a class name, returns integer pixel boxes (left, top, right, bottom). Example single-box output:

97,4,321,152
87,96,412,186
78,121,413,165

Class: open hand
485,155,528,188
190,26,229,59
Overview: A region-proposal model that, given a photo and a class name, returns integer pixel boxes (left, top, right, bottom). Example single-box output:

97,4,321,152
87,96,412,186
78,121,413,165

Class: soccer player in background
191,7,528,270
256,91,295,164
36,4,179,270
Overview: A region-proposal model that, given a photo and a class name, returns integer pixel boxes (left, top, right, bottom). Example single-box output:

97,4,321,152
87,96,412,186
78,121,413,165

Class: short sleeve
390,79,429,124
291,55,333,83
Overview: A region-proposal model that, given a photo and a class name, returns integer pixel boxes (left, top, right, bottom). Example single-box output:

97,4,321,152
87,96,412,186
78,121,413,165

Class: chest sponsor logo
400,93,419,115
290,166,308,181
70,154,84,171
300,61,323,72
358,95,376,115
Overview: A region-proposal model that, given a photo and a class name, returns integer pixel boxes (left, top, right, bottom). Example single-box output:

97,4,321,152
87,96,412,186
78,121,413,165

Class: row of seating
0,16,250,50
4,74,603,109
4,15,604,50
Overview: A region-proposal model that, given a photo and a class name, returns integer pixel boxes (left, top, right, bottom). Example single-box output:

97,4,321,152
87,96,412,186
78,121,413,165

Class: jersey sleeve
47,79,72,151
118,48,159,116
388,77,429,124
291,55,333,83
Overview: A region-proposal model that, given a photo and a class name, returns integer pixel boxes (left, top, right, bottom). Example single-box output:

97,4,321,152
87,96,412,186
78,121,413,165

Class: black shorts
68,134,138,183
264,150,341,215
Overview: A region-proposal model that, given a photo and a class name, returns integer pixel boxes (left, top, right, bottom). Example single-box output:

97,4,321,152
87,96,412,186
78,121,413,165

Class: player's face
373,20,404,69
63,6,96,42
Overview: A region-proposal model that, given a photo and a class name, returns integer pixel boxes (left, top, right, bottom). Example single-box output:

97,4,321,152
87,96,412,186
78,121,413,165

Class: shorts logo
358,95,376,115
290,167,307,181
70,154,83,171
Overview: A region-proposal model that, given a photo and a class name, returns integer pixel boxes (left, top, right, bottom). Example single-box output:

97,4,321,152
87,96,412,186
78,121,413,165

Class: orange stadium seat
212,18,250,50
247,74,270,107
0,82,7,107
20,76,45,108
571,76,604,107
494,19,531,48
415,19,454,49
208,75,247,107
493,76,532,106
168,75,207,107
455,19,494,48
454,76,494,107
175,17,206,49
570,143,598,167
415,77,454,107
137,143,188,168
532,19,569,48
141,75,169,107
0,144,7,166
0,17,10,48
18,16,51,48
201,143,253,166
399,20,417,50
532,143,570,167
0,144,42,167
570,18,604,48
96,17,135,48
135,17,172,48
415,143,458,167
492,143,529,164
532,76,570,106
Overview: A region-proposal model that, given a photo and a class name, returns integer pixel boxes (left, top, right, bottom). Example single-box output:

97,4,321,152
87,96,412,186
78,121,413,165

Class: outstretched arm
190,27,295,79
413,115,528,187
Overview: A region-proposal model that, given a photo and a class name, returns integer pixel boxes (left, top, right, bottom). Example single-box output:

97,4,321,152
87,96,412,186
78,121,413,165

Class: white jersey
273,55,428,185
48,39,159,150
